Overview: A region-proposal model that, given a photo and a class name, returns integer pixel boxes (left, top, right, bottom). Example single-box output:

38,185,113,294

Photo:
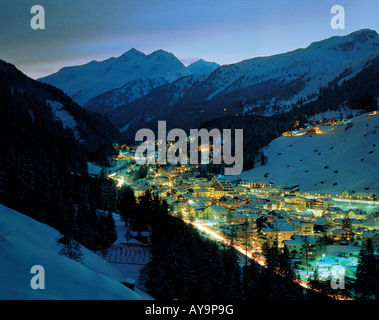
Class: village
106,134,379,288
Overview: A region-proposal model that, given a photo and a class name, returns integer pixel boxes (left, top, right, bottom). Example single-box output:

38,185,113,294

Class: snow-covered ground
95,213,150,293
239,111,379,194
0,204,151,300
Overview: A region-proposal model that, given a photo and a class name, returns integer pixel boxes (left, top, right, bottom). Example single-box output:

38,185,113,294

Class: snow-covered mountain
0,203,150,299
106,29,379,136
186,59,220,74
238,111,379,194
83,76,171,115
202,29,378,108
39,48,191,106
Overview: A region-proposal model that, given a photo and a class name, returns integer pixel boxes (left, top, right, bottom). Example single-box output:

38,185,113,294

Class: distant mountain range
38,29,379,141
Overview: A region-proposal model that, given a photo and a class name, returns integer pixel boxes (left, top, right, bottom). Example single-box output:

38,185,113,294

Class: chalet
353,227,367,242
341,190,351,199
349,218,364,230
361,230,379,247
282,196,307,210
305,126,321,135
249,213,262,224
306,198,325,209
320,198,334,209
229,212,249,224
362,217,379,230
313,217,330,233
185,201,206,219
218,195,235,203
323,207,348,219
209,178,234,198
292,221,314,236
269,209,289,218
266,199,282,211
347,209,367,220
331,229,354,243
284,235,316,259
203,205,229,220
249,181,272,189
233,194,248,201
323,213,338,224
259,222,297,248
193,187,211,198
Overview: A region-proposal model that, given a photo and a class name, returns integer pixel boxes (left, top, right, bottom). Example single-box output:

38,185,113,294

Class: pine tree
119,185,137,225
58,236,83,263
354,239,377,300
105,211,118,246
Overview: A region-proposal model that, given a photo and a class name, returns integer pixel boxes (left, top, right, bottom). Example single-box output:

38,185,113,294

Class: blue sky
1,0,378,79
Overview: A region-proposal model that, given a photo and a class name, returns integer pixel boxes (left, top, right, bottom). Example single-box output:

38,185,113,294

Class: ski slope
240,111,379,194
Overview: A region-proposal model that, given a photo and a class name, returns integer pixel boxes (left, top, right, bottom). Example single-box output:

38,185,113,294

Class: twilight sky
1,0,378,79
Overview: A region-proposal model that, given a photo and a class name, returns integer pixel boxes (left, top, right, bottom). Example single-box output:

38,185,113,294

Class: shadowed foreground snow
0,204,152,300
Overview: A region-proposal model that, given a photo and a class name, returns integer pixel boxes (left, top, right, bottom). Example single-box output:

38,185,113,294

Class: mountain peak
148,49,176,59
119,48,145,59
187,59,220,74
350,28,377,37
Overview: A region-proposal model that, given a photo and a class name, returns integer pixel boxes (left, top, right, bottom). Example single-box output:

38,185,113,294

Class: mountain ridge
39,48,191,106
103,29,378,139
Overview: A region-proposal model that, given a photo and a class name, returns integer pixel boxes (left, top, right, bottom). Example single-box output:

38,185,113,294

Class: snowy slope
0,204,151,300
238,112,379,194
83,76,170,115
39,48,191,106
187,59,220,74
205,29,379,107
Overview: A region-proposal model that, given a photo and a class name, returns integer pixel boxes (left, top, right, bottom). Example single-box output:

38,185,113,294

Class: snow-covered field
239,111,379,194
0,204,151,300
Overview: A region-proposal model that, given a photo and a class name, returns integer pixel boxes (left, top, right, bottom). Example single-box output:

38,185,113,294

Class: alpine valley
1,28,379,301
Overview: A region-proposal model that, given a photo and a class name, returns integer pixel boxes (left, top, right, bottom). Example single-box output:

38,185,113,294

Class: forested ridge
0,60,120,254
